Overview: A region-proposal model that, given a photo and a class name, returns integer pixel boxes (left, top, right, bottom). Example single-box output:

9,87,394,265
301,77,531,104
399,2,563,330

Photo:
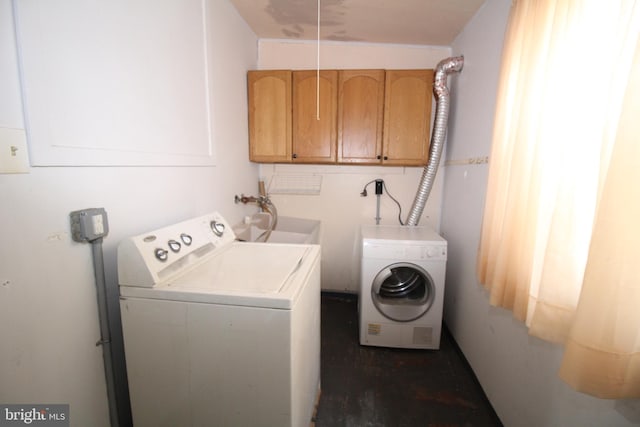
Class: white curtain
477,0,640,398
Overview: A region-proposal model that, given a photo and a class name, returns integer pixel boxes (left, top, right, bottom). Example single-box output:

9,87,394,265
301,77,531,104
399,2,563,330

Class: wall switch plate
0,127,30,174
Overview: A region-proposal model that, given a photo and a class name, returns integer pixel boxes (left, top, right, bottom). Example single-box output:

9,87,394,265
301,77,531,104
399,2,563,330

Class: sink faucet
235,194,269,205
234,193,278,242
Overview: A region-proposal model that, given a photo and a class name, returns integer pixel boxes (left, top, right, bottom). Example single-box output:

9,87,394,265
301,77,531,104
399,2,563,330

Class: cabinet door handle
383,156,388,160
292,153,297,159
377,155,381,159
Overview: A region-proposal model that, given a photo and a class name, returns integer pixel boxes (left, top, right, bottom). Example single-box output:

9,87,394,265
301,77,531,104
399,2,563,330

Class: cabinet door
292,70,338,163
14,0,214,166
337,70,385,164
248,70,292,162
383,70,434,166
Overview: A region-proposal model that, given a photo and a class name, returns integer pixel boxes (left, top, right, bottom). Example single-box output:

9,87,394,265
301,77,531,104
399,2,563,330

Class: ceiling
229,0,486,46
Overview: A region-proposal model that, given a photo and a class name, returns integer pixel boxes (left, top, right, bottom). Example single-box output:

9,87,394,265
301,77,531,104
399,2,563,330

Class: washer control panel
118,212,236,287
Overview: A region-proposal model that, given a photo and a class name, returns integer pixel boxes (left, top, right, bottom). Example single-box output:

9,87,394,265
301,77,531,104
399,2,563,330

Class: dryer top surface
361,225,446,245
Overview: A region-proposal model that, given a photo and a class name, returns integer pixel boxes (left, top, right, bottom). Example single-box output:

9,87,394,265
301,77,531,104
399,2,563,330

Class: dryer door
371,262,435,322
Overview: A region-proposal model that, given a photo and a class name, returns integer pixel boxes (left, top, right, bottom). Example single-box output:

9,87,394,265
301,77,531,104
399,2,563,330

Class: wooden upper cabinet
337,70,385,164
292,70,338,163
247,68,434,166
248,70,292,162
383,70,434,166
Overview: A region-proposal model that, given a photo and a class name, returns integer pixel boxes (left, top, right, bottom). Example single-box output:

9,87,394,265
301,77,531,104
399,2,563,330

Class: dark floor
314,293,502,427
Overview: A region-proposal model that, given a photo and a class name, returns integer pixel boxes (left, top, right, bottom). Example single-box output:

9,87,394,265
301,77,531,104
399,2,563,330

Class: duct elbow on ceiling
405,56,464,226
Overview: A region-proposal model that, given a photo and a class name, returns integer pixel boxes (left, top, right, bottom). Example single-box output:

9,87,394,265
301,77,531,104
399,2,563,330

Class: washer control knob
155,248,169,262
180,233,192,246
168,239,181,253
210,220,225,237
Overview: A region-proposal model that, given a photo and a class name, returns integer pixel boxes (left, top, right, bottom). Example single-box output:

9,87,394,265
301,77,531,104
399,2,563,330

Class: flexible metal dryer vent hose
405,56,464,226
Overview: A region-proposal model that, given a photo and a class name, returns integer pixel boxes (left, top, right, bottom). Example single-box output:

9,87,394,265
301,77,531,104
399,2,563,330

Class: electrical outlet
375,179,384,195
70,208,109,242
0,127,30,174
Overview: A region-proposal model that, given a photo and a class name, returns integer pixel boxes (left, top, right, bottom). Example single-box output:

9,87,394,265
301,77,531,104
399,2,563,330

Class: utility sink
233,213,320,244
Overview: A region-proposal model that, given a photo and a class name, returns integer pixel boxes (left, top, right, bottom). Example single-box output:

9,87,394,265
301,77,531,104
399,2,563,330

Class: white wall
442,0,640,425
258,40,451,292
0,1,260,426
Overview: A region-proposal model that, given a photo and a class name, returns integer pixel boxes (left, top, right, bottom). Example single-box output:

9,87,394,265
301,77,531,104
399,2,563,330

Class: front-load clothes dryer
359,225,447,349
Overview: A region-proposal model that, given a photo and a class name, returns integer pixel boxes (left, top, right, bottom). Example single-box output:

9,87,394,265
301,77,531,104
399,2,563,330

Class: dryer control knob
426,247,439,258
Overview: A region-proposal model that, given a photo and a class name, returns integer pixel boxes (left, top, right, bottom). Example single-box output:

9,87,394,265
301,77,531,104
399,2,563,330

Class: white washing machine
117,212,321,427
359,225,447,349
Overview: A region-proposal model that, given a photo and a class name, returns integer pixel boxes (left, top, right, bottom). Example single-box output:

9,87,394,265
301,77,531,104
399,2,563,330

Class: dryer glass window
379,266,426,299
371,262,435,322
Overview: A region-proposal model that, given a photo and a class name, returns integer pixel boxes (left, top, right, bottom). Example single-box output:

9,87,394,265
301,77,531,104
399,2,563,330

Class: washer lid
120,243,318,309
